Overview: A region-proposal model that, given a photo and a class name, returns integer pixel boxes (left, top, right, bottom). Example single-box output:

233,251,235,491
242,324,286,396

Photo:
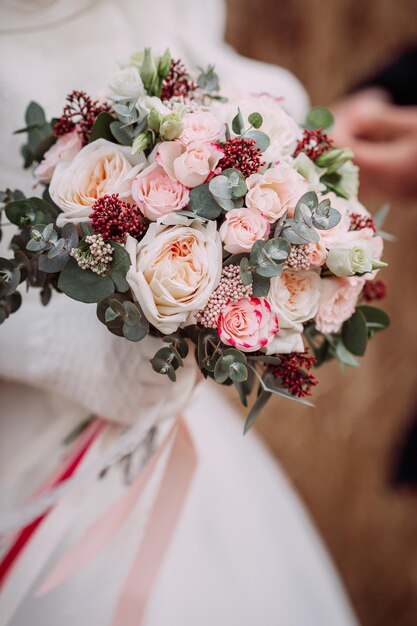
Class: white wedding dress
0,2,358,625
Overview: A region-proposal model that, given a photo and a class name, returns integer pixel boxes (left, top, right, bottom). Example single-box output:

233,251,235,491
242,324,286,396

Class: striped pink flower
217,297,279,353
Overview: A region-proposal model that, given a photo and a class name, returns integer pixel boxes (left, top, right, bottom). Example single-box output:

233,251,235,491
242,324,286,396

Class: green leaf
123,320,148,342
335,339,359,367
252,274,270,297
306,107,334,131
5,197,60,227
229,361,248,383
248,112,263,129
109,242,130,292
244,390,272,434
25,101,47,127
373,203,390,230
110,120,132,145
188,184,222,219
245,130,270,153
88,112,116,143
239,256,253,286
341,309,368,356
232,108,244,135
357,305,390,331
58,258,115,303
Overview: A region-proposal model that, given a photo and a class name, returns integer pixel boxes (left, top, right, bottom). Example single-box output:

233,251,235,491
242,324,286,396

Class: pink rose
217,297,279,352
132,163,190,221
245,164,307,223
219,207,270,254
315,276,366,334
34,131,82,184
180,111,224,146
156,140,223,188
307,241,327,268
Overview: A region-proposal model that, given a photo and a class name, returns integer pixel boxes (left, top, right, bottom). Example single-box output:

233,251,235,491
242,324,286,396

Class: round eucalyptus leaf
188,184,223,220
228,361,248,383
290,220,320,243
123,320,148,342
312,207,341,230
209,175,232,199
245,130,270,153
58,257,115,303
306,107,334,131
248,112,263,129
252,274,270,297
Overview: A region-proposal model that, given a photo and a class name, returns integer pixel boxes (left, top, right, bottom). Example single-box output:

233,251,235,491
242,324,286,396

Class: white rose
326,229,385,277
126,216,222,334
52,139,147,227
265,269,321,354
136,95,171,120
109,67,145,101
224,94,300,162
266,328,305,355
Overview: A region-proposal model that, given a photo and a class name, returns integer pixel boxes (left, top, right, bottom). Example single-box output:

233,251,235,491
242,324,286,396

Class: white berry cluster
285,244,311,271
196,264,253,329
70,234,113,276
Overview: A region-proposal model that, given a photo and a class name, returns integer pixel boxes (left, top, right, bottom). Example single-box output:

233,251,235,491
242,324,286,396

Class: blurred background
224,1,417,625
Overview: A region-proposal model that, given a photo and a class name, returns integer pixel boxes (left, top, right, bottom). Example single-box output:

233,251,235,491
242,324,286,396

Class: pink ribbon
37,417,197,626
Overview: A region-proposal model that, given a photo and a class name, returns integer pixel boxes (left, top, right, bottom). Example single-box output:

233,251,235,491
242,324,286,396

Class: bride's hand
330,89,417,199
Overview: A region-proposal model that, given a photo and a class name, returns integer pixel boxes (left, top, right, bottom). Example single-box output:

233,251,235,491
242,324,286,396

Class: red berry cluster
218,137,265,178
349,212,377,233
293,128,333,161
160,59,197,101
362,279,387,302
53,90,112,145
270,351,318,398
90,194,149,243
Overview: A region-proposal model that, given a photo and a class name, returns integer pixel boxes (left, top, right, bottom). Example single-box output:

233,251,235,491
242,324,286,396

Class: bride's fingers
352,105,417,140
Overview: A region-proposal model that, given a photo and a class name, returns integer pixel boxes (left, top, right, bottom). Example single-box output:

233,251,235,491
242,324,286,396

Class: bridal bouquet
0,49,390,430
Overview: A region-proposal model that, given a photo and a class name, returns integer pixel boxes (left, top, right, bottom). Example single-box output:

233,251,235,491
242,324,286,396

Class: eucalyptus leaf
232,108,244,134
248,112,263,129
335,340,359,367
252,274,270,297
245,130,270,153
306,107,334,131
244,390,272,434
58,258,115,303
109,242,131,293
110,120,133,145
188,184,222,219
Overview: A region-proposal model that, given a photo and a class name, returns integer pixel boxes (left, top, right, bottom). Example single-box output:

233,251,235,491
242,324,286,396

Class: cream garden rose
34,131,82,184
315,276,365,334
52,139,146,227
266,269,321,354
245,163,307,223
219,207,270,254
217,297,279,352
156,140,223,188
224,93,300,162
126,216,222,334
132,163,189,221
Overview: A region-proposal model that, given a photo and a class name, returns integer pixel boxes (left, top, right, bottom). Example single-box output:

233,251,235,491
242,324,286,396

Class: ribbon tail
36,421,178,596
112,417,197,626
